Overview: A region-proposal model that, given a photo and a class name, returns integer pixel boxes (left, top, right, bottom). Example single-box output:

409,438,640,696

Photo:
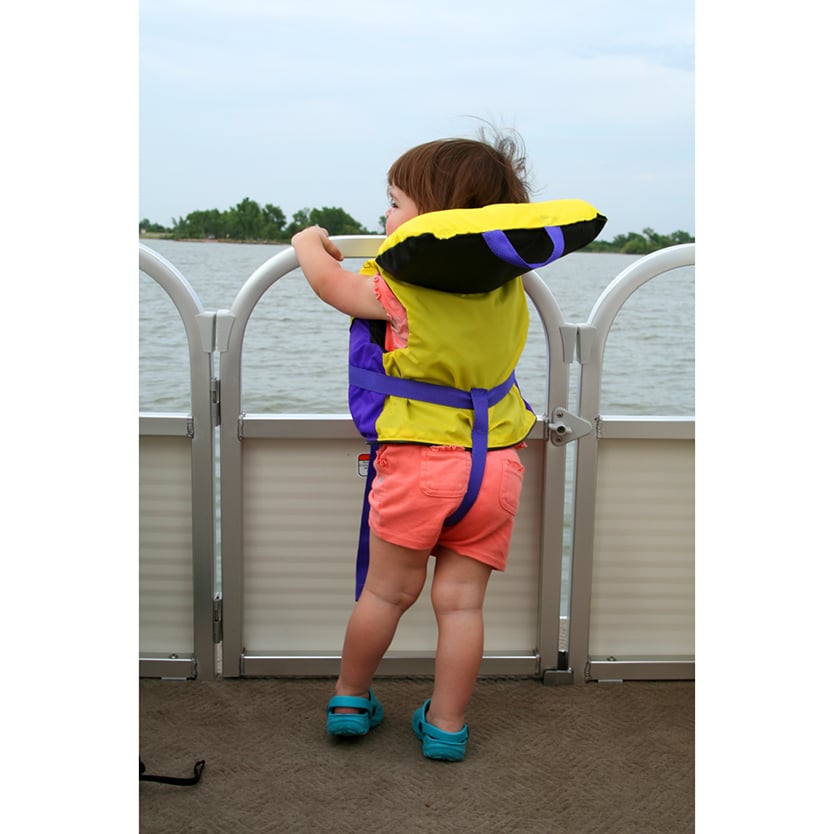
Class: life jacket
349,274,535,449
348,199,606,598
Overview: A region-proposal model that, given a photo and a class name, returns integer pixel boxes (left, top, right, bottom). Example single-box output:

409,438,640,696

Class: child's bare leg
334,533,430,706
428,546,493,731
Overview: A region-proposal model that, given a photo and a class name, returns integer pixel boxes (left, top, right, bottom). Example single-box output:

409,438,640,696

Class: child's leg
428,546,493,732
335,533,431,701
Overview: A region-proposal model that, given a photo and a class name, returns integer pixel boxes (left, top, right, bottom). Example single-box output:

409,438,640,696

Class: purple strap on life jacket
355,443,377,600
443,385,490,526
349,367,517,600
481,226,565,270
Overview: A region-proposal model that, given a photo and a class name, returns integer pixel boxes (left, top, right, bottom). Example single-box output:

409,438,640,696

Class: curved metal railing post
522,271,572,671
217,237,384,674
566,244,696,682
139,243,217,679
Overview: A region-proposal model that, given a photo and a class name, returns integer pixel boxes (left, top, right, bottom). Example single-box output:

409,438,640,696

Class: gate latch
547,408,593,445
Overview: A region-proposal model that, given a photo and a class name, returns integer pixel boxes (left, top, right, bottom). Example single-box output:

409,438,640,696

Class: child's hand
292,224,384,319
291,226,344,262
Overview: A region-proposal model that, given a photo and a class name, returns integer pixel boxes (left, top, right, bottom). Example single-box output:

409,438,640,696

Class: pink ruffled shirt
373,274,409,351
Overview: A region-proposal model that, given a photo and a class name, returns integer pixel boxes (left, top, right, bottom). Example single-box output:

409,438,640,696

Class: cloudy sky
139,0,694,239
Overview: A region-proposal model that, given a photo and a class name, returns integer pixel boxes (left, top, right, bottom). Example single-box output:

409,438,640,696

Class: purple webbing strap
354,444,377,600
349,367,482,409
442,386,489,526
481,226,565,270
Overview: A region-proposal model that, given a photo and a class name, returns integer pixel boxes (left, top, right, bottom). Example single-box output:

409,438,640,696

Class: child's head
387,132,530,217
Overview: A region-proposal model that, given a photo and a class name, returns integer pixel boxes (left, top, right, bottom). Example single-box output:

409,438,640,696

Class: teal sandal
326,689,384,736
412,699,469,761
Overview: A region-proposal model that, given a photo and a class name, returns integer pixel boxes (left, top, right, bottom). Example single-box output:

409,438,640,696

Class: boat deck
139,676,694,833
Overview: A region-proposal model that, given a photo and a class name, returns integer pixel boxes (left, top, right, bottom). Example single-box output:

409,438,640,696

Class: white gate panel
139,435,194,654
589,437,695,658
241,436,368,651
239,434,543,656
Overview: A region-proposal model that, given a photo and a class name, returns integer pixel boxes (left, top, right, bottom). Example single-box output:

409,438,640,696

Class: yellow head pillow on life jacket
373,199,606,293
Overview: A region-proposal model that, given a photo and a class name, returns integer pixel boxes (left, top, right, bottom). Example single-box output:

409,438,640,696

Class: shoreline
140,234,292,246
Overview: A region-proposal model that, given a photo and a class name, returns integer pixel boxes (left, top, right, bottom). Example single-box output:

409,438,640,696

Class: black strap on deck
140,758,205,786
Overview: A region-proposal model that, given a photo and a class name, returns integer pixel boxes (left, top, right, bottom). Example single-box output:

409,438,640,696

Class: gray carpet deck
140,676,694,833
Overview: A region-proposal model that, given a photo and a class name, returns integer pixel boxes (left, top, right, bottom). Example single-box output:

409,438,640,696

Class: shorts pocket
419,446,469,499
498,458,525,515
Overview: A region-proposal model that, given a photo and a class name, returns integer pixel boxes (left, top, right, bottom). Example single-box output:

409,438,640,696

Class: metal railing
138,240,695,682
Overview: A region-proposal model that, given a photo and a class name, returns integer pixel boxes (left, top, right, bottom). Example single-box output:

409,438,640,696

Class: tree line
139,198,375,242
583,228,694,255
139,198,693,254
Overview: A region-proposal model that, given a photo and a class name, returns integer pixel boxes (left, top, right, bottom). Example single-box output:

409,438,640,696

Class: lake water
139,239,694,417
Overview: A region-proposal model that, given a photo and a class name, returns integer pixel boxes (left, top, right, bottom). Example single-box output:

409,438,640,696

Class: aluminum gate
139,239,694,683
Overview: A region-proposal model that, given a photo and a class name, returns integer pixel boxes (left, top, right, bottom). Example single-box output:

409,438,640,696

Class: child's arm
292,226,386,319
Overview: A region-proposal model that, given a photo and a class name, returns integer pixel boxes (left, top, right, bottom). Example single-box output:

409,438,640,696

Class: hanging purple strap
349,367,516,600
354,443,378,600
481,226,565,270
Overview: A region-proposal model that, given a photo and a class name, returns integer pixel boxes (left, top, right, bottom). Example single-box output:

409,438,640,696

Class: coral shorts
368,443,526,571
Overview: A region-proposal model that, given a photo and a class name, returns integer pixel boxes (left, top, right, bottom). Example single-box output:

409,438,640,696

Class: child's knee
430,576,485,615
365,572,425,612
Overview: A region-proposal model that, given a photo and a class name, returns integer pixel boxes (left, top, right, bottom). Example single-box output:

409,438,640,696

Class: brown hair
387,132,530,213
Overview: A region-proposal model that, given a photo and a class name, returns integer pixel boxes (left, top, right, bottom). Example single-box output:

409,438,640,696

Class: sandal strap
327,695,373,714
414,700,468,741
423,723,468,743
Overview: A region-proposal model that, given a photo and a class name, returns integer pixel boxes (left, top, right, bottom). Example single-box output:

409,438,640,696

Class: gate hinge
547,408,594,445
211,377,221,426
212,594,223,644
559,324,598,364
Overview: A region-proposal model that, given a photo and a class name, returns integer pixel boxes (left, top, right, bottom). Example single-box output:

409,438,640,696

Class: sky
139,0,694,240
